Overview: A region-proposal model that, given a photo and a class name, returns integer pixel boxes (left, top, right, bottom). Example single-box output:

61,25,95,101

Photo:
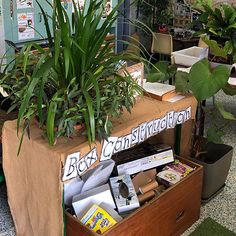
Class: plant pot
189,142,233,202
158,24,168,33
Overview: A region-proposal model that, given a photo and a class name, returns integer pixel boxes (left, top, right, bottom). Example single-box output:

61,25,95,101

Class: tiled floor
0,184,15,236
0,91,235,235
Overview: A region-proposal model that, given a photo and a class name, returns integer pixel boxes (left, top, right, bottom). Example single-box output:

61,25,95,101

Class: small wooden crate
66,157,203,236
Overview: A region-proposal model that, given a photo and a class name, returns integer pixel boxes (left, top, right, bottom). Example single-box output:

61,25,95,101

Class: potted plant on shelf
195,3,236,66
0,0,147,153
174,58,235,202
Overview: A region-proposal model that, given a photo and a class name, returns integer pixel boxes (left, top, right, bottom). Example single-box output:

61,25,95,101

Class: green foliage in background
146,61,177,82
0,0,145,152
137,0,172,31
174,59,230,101
195,3,236,61
174,2,236,145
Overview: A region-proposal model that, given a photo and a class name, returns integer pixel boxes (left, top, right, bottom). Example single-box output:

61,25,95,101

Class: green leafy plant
137,0,172,31
175,58,235,145
0,0,146,153
146,61,177,82
174,2,236,149
195,3,236,61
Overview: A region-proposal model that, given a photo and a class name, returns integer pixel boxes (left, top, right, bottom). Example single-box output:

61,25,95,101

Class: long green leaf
46,100,57,145
17,76,39,135
54,29,61,67
37,78,44,126
23,43,34,75
83,90,95,142
36,0,53,49
17,121,29,156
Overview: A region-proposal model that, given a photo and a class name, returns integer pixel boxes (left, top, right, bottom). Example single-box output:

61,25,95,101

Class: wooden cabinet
66,157,203,236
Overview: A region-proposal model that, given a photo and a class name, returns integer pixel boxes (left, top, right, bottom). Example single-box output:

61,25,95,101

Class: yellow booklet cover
81,204,117,234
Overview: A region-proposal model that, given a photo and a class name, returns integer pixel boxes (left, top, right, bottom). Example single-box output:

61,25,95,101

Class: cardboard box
112,144,174,176
66,157,203,236
109,175,139,214
72,184,116,219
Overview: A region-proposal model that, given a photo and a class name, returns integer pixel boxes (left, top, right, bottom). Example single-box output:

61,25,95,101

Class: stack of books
143,82,184,102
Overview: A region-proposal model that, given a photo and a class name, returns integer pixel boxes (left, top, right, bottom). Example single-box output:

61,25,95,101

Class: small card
165,159,194,178
157,169,182,186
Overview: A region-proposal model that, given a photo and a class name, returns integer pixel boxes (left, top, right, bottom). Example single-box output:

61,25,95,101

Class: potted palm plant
0,0,146,153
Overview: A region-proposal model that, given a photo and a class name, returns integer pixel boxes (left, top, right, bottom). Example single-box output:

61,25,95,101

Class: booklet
81,203,117,234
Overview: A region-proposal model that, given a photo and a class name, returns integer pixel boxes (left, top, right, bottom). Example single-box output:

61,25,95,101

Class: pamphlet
17,0,33,9
17,13,35,40
165,159,194,178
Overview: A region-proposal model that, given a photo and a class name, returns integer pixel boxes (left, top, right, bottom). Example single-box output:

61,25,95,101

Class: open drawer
65,157,203,236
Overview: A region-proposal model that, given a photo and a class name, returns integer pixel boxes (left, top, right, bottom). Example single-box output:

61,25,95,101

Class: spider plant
0,0,145,153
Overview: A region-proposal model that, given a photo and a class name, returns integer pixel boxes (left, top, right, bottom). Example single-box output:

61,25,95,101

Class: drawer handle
176,210,185,222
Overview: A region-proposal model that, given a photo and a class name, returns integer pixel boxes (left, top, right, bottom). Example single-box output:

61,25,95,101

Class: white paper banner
62,106,192,181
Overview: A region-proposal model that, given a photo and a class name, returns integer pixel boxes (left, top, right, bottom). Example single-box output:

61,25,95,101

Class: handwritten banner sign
62,106,192,181
100,107,191,161
62,148,98,181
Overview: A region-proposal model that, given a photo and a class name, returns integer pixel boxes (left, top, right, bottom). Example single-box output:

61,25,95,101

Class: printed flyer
17,0,33,9
17,13,34,40
103,0,112,17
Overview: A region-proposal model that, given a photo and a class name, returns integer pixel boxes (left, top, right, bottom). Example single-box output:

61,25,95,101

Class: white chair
198,36,208,48
150,32,173,62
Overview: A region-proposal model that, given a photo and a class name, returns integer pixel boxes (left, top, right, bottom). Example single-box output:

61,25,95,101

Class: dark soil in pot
198,142,233,164
190,137,233,201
